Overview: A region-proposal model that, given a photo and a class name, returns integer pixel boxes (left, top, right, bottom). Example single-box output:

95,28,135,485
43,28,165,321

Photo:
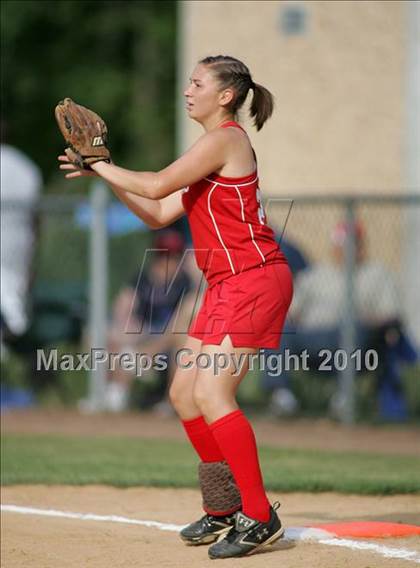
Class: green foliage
1,0,177,186
2,435,420,494
403,365,420,418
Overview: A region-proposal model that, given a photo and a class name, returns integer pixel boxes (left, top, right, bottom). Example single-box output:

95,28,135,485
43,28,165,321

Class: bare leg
191,335,271,524
192,335,257,422
168,335,202,420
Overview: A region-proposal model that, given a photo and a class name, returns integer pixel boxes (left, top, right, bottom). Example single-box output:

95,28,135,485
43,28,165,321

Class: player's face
184,64,224,122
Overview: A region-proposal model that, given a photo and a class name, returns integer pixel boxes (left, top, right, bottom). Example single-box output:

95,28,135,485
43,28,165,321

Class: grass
2,434,420,494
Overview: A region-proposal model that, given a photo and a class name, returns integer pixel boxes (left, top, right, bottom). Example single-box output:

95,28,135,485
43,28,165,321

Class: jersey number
256,188,266,225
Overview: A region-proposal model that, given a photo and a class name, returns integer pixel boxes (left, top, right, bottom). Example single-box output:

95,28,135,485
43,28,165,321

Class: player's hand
58,153,98,178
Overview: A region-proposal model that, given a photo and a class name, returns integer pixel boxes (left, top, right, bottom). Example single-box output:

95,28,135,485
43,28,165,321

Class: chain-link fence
1,187,419,420
266,194,420,422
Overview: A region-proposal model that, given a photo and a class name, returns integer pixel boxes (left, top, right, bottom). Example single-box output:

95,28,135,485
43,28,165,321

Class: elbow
141,175,165,200
145,220,164,230
145,218,173,230
148,174,172,200
144,209,167,230
141,187,159,200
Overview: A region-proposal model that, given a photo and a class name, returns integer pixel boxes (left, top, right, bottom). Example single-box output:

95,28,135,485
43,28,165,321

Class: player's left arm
90,129,229,200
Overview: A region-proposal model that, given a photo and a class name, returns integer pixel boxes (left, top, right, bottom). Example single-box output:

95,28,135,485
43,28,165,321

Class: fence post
339,199,357,424
403,0,420,347
87,181,109,411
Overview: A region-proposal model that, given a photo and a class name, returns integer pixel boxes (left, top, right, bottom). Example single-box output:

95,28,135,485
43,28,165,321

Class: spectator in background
263,221,417,421
103,229,193,413
1,125,41,353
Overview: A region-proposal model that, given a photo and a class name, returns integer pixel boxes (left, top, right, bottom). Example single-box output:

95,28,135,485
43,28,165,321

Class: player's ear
219,88,234,107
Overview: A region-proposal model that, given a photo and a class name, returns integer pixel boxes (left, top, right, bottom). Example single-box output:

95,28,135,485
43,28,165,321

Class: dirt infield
2,486,420,568
2,410,420,567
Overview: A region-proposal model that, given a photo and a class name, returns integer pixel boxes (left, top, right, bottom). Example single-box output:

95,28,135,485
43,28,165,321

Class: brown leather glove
55,97,111,170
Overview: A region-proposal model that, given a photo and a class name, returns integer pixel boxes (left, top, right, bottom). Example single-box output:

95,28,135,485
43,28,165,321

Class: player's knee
168,381,183,410
192,383,217,417
168,380,192,414
192,387,206,414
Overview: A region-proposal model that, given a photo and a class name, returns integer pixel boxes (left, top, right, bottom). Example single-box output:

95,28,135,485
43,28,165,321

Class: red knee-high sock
182,415,224,463
209,409,270,522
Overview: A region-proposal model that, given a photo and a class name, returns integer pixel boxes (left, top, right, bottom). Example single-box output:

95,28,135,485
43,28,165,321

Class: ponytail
249,83,274,131
200,55,274,130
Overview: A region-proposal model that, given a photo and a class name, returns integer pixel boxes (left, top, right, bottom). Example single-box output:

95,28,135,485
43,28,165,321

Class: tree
1,0,177,188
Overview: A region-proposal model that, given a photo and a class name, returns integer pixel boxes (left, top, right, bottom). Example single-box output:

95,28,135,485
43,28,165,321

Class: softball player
59,54,293,559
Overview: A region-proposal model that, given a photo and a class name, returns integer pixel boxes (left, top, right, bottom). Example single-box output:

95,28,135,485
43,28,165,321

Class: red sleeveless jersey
182,121,286,286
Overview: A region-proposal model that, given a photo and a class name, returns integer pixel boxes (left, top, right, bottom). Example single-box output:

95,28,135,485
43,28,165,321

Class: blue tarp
75,201,147,235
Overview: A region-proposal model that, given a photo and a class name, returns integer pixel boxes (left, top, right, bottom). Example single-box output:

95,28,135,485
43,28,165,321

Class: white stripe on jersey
207,183,236,275
204,175,258,187
247,222,266,263
234,186,246,221
234,186,266,264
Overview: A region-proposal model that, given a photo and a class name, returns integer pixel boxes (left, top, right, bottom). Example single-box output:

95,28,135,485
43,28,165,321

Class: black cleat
208,502,284,559
180,512,237,546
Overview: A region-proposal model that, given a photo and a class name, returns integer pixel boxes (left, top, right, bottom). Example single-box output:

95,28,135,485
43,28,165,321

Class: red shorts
188,262,293,349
